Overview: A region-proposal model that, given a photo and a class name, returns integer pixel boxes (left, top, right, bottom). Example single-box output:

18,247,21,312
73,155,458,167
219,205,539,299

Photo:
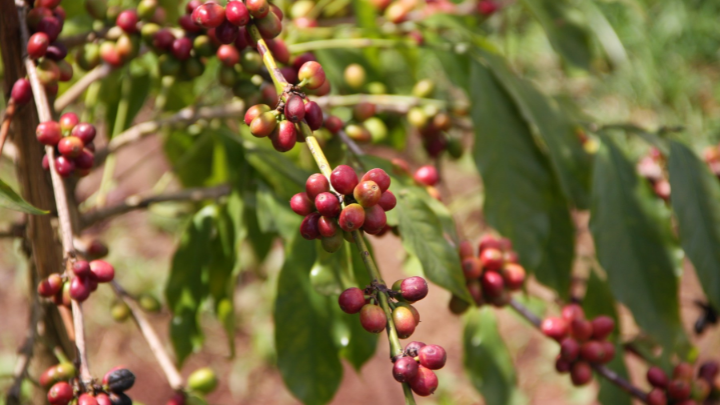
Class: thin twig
0,100,17,156
110,281,184,390
58,28,109,49
93,102,246,165
313,94,446,113
54,64,112,113
6,300,42,404
288,38,413,54
507,298,647,403
80,184,231,228
337,129,365,157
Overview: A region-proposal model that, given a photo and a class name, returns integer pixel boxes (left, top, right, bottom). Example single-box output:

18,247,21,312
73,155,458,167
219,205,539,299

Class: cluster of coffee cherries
448,234,524,313
636,147,671,201
407,81,464,160
36,113,97,178
46,366,135,405
290,166,397,250
37,260,115,304
25,0,72,96
393,341,447,396
646,361,719,405
543,304,616,386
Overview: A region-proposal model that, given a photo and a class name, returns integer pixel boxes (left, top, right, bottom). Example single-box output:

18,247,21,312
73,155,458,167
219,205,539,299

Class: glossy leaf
274,237,343,405
208,205,238,357
668,141,720,311
0,179,48,215
464,308,517,405
590,135,683,350
256,182,302,241
395,190,471,302
470,59,573,298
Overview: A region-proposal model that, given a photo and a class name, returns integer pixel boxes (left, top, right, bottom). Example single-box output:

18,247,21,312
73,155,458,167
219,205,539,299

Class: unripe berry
462,257,482,280
38,273,63,297
58,136,84,158
298,61,326,90
541,317,568,341
353,102,376,121
250,111,278,137
116,10,139,33
345,124,371,143
590,316,615,340
284,94,306,123
71,123,97,144
192,3,226,28
413,165,438,186
54,156,75,177
449,294,470,314
188,367,218,394
561,303,585,322
393,357,419,383
73,260,91,277
324,116,343,133
433,112,452,131
377,191,396,211
393,306,417,339
398,276,428,302
412,79,435,98
501,263,525,290
338,287,365,314
318,216,337,237
36,121,62,145
27,32,50,59
344,63,366,89
570,318,594,342
321,231,344,252
256,12,282,39
47,381,73,405
306,173,330,200
300,212,321,240
330,165,358,195
58,113,78,133
418,344,446,370
70,276,91,301
647,366,669,388
359,304,386,333
244,104,271,125
674,363,694,381
112,301,131,322
560,338,580,361
10,78,32,104
339,203,365,232
409,366,438,396
555,356,571,373
570,361,593,386
667,379,691,400
384,2,408,24
271,121,297,152
480,270,504,298
315,192,341,217
405,341,426,357
304,101,323,130
90,260,115,282
290,193,314,216
647,388,667,405
79,393,99,405
579,340,605,363
353,180,381,207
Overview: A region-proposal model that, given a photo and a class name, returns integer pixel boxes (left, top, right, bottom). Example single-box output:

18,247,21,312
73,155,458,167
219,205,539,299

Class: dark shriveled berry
108,392,132,405
339,204,365,232
306,173,330,200
359,304,386,333
284,94,305,123
570,361,593,386
405,341,426,357
330,165,359,195
418,344,446,370
106,368,135,393
315,192,341,217
290,193,314,216
300,212,321,240
338,287,365,314
409,366,438,396
393,357,419,383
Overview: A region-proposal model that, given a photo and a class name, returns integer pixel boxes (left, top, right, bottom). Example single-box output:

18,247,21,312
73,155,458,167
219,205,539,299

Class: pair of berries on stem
37,260,115,304
645,361,719,405
36,112,97,178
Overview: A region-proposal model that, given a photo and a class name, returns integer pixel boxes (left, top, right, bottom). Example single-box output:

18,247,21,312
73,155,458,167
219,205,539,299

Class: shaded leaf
208,205,238,357
256,182,302,241
0,179,48,215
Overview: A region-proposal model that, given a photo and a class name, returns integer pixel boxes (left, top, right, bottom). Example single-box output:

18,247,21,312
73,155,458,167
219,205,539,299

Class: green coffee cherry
111,302,131,322
412,79,435,98
188,367,218,394
138,294,161,312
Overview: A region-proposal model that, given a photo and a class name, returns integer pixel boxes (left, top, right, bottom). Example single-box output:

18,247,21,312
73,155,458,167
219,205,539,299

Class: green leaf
208,205,238,357
0,179,48,215
274,237,343,405
256,182,302,241
576,0,628,68
590,135,683,350
464,308,517,405
164,129,215,187
165,206,216,365
395,190,471,302
470,59,573,298
102,72,152,137
476,50,592,209
246,147,309,199
668,141,720,311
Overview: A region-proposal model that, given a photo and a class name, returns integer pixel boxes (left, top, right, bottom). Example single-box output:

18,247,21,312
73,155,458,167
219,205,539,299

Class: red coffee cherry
38,273,63,297
579,340,605,363
215,20,239,44
339,203,365,232
501,263,525,290
561,303,585,322
359,304,386,333
284,94,305,123
298,61,326,90
71,123,97,144
480,270,504,298
292,52,316,71
36,121,62,146
74,149,95,170
244,104,271,125
555,356,571,373
324,115,343,133
600,341,615,363
58,113,78,133
171,37,193,61
73,260,91,278
165,392,186,405
226,1,250,26
478,0,499,15
393,357,419,383
46,42,68,61
570,318,594,342
647,388,667,405
405,341,426,357
397,302,420,323
256,12,282,39
10,78,32,104
338,287,365,314
47,381,73,405
185,0,202,14
70,276,91,301
321,232,343,253
331,165,359,195
590,316,615,340
570,361,593,386
467,279,484,306
398,276,428,302
318,216,337,237
306,173,330,200
409,366,438,396
300,212,321,240
192,2,226,28
377,191,396,212
54,156,75,177
290,192,314,216
303,101,323,130
78,393,99,405
393,306,417,339
674,363,694,381
353,102,376,122
480,247,504,271
179,14,202,33
541,317,569,341
353,181,381,207
667,379,691,400
153,29,175,51
249,111,278,137
246,0,269,18
462,257,482,280
413,165,439,186
271,120,297,152
459,240,474,259
559,338,580,362
37,16,62,42
90,260,115,282
698,361,719,383
418,345,446,370
116,10,139,33
58,136,84,158
647,366,669,388
27,32,50,59
361,169,391,192
478,234,503,252
315,192,340,217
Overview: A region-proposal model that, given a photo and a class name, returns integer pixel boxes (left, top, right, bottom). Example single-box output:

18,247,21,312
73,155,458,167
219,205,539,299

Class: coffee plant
1,0,720,404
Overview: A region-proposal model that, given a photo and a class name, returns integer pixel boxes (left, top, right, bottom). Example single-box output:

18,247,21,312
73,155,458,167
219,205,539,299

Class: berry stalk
287,38,413,54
